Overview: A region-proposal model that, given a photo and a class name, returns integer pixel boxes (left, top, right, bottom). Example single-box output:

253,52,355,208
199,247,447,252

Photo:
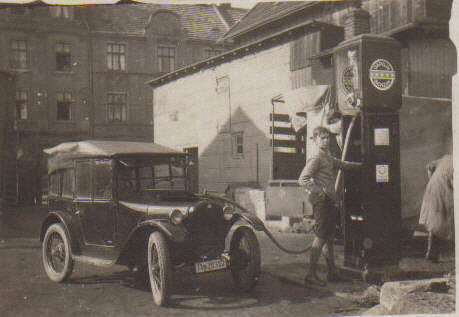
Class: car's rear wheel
230,227,261,292
42,223,74,282
148,231,172,306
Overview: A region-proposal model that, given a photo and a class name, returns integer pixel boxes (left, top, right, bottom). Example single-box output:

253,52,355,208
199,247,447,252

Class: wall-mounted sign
374,128,390,146
376,164,389,183
369,59,395,91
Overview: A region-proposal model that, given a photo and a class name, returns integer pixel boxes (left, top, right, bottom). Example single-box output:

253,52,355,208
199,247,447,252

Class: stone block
389,291,455,315
362,304,390,316
380,278,449,313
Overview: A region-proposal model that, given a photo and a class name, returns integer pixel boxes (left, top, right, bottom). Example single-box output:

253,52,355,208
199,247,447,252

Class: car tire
230,227,261,292
42,223,74,283
148,231,172,306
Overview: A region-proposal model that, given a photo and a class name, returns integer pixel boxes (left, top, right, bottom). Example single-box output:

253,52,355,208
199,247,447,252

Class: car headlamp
170,209,184,225
187,206,195,216
223,205,234,221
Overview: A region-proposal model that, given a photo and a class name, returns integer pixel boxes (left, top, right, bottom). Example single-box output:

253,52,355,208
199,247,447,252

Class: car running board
72,255,117,267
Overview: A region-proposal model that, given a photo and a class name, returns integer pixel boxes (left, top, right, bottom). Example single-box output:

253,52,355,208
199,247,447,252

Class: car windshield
117,156,187,197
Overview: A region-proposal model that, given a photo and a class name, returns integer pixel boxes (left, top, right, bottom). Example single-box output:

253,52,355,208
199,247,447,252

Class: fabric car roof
44,140,185,174
44,140,183,157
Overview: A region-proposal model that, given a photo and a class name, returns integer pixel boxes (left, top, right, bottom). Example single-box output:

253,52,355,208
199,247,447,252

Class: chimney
219,3,231,9
344,1,370,40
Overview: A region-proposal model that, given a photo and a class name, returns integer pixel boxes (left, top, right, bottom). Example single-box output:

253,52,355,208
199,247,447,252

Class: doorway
184,147,199,193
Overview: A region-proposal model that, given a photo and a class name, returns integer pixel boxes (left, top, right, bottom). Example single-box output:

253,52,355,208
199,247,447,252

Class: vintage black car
40,140,263,306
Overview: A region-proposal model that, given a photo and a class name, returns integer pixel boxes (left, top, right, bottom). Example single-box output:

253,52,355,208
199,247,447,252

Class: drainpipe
151,89,155,143
85,18,95,139
256,143,259,185
270,98,275,180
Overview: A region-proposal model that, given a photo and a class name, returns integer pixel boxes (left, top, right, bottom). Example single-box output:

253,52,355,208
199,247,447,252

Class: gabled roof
87,3,247,41
222,1,319,41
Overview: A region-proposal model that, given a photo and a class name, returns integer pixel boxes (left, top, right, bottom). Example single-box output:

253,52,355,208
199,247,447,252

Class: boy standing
299,126,361,286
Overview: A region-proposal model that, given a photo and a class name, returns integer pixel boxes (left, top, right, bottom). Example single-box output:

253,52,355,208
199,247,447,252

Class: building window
205,48,222,58
56,43,71,72
15,90,28,120
107,93,127,122
107,43,126,71
50,6,73,19
158,46,175,73
57,92,72,121
10,40,27,69
232,132,244,158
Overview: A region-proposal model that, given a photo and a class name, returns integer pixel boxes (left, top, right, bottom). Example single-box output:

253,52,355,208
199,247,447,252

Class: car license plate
195,258,227,273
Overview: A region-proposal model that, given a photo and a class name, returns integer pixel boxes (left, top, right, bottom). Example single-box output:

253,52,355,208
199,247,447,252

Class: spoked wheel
42,223,74,282
148,232,172,306
230,227,261,292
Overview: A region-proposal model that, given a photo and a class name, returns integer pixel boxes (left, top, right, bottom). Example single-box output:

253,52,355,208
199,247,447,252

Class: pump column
333,34,402,271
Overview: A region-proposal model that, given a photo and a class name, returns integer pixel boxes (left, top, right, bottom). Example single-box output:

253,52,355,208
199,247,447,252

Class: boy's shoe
304,274,327,287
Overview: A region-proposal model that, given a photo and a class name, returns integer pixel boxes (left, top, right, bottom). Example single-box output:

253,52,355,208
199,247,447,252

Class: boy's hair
312,126,331,139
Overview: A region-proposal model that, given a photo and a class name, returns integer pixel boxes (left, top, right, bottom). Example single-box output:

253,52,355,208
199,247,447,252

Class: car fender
116,219,188,266
134,219,188,244
40,211,81,255
233,212,265,231
224,218,258,253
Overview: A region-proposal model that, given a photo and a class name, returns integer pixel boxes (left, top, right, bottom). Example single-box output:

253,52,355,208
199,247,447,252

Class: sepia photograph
0,0,456,316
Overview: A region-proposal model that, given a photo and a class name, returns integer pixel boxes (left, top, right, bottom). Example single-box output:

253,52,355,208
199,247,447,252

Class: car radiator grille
186,200,225,259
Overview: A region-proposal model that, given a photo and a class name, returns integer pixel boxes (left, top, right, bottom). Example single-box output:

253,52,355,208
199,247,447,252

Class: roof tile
223,1,317,40
88,3,247,41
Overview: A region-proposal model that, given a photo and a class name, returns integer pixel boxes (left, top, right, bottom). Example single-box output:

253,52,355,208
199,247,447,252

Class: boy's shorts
312,196,337,240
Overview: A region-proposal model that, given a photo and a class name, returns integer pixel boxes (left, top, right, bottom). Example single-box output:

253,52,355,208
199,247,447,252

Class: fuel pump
333,34,402,271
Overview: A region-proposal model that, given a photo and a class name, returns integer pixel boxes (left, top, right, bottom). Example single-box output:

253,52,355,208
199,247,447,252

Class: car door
75,159,115,248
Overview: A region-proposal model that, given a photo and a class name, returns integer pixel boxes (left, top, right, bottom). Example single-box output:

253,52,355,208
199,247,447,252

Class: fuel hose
200,193,313,254
335,112,359,192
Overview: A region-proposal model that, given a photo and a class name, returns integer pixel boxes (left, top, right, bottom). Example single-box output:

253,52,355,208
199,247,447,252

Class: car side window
61,169,74,199
49,172,60,197
75,160,91,200
94,159,113,200
118,167,136,199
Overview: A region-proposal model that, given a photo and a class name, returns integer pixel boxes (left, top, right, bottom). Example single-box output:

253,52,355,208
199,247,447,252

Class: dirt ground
0,205,454,317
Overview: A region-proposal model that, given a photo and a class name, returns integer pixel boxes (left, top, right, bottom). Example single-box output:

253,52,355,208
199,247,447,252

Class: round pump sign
369,59,396,91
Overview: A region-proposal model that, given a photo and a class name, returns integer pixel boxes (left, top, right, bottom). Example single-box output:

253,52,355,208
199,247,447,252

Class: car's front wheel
42,223,74,282
148,231,172,306
230,227,261,292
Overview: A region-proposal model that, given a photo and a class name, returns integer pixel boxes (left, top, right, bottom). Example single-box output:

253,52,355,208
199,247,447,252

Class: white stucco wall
153,43,292,192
